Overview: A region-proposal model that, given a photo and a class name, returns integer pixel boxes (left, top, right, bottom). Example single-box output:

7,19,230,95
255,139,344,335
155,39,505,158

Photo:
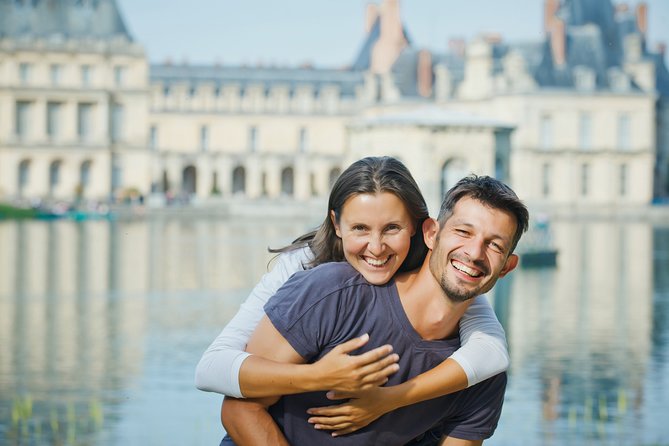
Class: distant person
221,174,528,445
196,157,512,443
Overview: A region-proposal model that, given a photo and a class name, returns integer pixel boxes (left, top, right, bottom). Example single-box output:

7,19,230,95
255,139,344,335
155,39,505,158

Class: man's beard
430,248,493,303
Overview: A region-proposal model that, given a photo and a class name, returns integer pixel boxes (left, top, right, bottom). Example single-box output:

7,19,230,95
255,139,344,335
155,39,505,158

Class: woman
196,156,509,439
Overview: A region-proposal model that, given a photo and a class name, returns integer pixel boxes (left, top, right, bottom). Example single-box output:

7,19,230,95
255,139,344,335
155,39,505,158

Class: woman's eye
385,224,401,232
352,225,367,232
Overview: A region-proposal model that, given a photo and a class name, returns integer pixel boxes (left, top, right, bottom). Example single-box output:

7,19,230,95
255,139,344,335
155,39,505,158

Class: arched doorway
18,159,30,198
232,166,246,194
182,165,197,195
441,158,469,198
49,160,62,196
281,167,294,196
328,167,341,189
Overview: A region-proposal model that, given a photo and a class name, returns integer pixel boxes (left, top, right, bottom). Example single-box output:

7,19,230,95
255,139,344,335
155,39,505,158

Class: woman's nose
367,233,385,255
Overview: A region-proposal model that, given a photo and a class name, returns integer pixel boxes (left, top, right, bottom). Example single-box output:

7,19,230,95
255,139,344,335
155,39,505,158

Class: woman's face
332,192,415,285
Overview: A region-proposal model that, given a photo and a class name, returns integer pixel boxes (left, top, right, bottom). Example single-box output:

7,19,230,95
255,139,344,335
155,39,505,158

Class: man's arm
220,315,305,445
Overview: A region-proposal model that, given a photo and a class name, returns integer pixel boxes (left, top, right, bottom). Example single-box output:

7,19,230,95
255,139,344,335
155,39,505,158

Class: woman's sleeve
450,295,510,387
194,247,312,397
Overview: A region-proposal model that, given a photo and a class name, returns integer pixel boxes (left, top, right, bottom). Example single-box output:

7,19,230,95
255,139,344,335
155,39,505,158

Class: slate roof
352,106,514,129
150,64,364,98
0,0,132,41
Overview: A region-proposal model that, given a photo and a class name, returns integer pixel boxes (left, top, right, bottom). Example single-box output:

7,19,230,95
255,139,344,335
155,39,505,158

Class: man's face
428,196,519,303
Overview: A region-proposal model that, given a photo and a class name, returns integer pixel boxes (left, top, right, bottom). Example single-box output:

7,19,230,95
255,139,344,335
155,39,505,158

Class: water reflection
491,221,667,445
0,217,667,445
0,217,312,445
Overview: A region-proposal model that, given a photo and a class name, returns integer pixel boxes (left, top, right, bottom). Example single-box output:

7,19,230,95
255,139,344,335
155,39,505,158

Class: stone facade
1,0,667,210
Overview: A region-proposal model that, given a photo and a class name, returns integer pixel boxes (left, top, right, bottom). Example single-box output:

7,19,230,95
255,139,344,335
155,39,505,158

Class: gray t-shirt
265,262,506,446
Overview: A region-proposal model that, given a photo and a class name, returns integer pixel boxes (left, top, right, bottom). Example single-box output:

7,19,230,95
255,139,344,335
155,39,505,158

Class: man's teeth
452,261,482,277
365,256,390,267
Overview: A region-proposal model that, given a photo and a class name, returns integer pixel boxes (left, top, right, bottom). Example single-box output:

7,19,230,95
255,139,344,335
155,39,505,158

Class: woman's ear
422,218,439,249
330,210,342,238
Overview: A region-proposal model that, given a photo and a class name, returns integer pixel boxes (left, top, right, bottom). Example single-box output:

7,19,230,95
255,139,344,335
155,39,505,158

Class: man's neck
395,253,474,341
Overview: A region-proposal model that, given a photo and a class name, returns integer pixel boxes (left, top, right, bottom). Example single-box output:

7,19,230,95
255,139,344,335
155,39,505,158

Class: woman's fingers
356,354,400,384
332,333,371,355
347,343,395,366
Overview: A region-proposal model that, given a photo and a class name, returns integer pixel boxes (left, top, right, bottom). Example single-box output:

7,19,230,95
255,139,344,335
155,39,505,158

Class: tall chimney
365,3,379,34
551,18,566,66
636,2,648,35
544,0,560,35
417,49,433,98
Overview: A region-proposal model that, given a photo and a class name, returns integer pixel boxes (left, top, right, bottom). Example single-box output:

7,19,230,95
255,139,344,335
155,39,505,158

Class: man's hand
305,386,397,436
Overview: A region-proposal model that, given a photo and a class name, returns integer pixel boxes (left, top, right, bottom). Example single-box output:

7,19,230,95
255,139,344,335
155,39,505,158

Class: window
81,65,91,86
540,115,553,150
78,103,93,140
114,66,125,86
111,103,124,142
150,125,158,150
581,163,590,197
49,160,62,194
18,160,30,195
299,127,308,153
80,160,92,188
15,101,31,139
542,163,552,197
329,167,341,189
200,125,209,151
19,63,31,84
579,113,592,150
619,164,628,196
281,167,294,196
47,102,61,139
248,126,258,152
232,166,246,194
310,173,317,196
618,113,631,151
50,64,61,85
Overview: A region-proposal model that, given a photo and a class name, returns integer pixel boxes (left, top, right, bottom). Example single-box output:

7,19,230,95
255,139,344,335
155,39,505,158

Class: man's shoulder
291,261,367,292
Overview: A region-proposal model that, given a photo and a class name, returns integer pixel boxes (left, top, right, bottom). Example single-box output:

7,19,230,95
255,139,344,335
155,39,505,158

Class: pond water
0,216,667,445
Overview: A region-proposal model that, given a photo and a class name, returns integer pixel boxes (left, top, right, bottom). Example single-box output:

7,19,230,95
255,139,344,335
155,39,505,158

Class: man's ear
422,218,439,249
499,254,519,278
330,210,342,238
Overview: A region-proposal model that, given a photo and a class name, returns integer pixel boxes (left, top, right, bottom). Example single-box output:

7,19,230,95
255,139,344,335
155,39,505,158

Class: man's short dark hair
438,175,529,253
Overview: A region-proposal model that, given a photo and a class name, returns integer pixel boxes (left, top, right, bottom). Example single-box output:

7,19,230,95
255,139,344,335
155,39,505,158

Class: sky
116,0,669,68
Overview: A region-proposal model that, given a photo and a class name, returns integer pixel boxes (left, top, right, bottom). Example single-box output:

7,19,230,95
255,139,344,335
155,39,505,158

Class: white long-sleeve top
195,247,509,397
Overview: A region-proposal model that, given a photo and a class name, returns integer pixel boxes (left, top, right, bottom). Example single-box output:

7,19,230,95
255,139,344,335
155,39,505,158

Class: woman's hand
305,386,396,436
308,334,400,393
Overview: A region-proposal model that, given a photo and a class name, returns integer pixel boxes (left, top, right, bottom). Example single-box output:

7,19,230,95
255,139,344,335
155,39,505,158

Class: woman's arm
196,247,399,398
451,295,509,386
195,247,311,396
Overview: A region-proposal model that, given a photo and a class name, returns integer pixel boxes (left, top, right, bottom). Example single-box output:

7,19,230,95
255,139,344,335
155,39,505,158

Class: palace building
1,0,667,211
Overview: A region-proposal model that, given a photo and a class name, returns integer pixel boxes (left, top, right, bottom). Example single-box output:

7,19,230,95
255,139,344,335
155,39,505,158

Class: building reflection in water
0,217,312,444
0,217,667,445
494,220,664,444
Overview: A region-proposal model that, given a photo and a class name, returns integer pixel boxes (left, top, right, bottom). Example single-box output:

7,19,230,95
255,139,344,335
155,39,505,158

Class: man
222,175,528,445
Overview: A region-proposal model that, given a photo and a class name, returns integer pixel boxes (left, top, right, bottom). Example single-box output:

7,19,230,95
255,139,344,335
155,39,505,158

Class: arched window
49,160,62,195
80,160,92,188
18,159,30,197
232,166,246,194
440,158,468,199
182,165,197,195
328,167,341,189
281,167,294,196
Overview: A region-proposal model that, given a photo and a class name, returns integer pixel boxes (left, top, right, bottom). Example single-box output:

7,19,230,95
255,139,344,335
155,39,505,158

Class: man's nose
464,237,485,260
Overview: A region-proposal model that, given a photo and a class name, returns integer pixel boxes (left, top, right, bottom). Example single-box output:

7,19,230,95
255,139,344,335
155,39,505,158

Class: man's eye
490,242,504,253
